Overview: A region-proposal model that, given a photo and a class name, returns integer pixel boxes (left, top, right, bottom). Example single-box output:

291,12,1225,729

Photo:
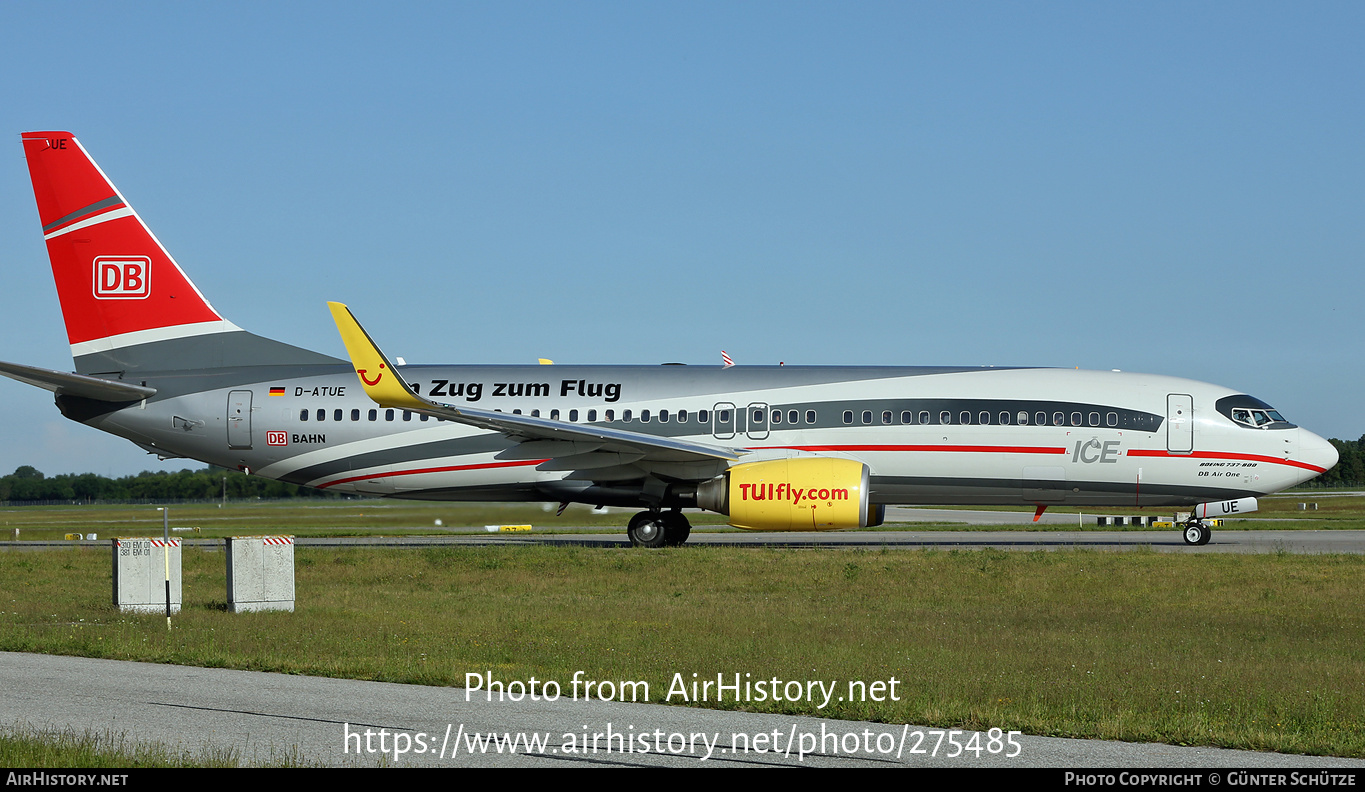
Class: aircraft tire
662,511,691,547
1182,522,1211,546
628,511,668,548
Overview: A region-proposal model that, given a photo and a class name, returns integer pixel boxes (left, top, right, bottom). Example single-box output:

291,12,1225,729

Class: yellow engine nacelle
696,457,884,531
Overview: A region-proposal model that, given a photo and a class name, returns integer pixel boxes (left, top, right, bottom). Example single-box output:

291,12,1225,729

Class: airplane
4,131,1340,547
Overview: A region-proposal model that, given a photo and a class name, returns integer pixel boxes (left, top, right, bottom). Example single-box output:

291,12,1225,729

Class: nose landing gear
1182,519,1211,546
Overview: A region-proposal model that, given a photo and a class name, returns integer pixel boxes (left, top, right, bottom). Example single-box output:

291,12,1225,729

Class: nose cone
1298,429,1339,480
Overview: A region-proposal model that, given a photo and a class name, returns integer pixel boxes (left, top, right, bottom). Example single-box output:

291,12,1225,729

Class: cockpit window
1218,396,1294,429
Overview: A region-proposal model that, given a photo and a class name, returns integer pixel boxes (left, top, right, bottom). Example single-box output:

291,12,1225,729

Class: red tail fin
22,132,236,358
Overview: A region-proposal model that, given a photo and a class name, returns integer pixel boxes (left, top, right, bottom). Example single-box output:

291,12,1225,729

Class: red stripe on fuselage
756,444,1067,455
1125,449,1327,474
312,444,1325,489
762,444,1325,473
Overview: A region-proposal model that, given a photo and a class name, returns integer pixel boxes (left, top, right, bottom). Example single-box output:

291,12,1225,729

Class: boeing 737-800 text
2,132,1339,546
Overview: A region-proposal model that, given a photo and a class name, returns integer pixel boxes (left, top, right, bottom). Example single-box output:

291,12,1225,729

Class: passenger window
587,409,597,422
882,410,893,425
334,409,343,422
1107,412,1118,427
1089,412,1100,427
351,409,360,421
940,411,952,425
1070,412,1082,426
641,409,651,423
385,409,394,421
960,411,971,425
299,409,309,422
999,411,1010,425
789,410,799,424
569,409,579,422
316,409,325,422
679,410,688,423
861,410,873,424
531,409,540,418
420,414,429,422
771,410,781,424
806,410,816,424
1017,411,1028,425
660,410,669,423
1053,412,1064,426
605,409,614,422
919,411,929,425
843,410,853,424
624,409,633,422
550,409,560,420
699,410,709,423
1036,412,1047,426
368,409,377,421
403,411,412,421
979,411,990,425
901,411,913,424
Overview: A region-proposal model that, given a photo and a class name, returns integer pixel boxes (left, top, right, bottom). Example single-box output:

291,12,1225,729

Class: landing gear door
228,390,253,450
712,402,735,440
1167,393,1193,454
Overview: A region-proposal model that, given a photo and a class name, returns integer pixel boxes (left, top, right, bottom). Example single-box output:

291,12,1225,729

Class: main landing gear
1182,519,1211,546
627,510,691,548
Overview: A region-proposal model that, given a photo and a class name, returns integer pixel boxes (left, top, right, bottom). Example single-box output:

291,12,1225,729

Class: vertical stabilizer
22,132,338,374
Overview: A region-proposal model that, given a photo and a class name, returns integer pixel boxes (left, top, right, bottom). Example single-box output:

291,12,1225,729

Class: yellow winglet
327,302,427,411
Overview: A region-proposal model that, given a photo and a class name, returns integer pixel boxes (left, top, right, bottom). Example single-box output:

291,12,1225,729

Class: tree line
1313,435,1365,488
0,465,340,503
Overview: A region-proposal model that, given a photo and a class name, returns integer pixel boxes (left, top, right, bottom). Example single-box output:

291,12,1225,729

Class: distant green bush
1316,435,1365,487
0,465,337,503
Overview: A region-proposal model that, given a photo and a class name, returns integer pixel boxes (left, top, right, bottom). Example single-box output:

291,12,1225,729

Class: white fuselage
92,363,1336,511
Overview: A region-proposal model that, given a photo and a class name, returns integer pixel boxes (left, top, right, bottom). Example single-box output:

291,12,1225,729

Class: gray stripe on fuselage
269,394,1161,488
42,195,123,232
279,434,515,486
127,361,1038,409
396,363,1027,403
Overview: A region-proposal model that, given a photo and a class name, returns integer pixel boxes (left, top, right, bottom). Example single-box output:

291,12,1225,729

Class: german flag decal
269,386,286,396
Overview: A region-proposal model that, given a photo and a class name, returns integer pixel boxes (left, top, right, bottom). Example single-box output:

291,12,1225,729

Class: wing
327,302,740,482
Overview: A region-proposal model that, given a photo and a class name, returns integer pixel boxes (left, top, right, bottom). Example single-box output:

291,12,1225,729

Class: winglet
327,302,427,411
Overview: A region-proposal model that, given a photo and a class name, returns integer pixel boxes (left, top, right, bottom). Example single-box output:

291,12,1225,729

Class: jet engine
696,457,885,531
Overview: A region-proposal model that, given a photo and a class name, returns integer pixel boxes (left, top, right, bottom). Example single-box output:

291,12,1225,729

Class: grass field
0,725,312,768
3,537,1364,759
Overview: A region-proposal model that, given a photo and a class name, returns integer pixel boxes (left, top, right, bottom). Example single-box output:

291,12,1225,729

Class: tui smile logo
358,363,385,386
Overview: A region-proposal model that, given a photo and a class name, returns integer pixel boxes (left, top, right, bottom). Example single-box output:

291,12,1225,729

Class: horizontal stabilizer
0,359,156,402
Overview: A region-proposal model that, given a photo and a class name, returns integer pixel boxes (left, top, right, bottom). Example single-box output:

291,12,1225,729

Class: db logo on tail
93,256,150,299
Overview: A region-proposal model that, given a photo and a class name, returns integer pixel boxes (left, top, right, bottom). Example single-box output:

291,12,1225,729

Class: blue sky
1,2,1362,477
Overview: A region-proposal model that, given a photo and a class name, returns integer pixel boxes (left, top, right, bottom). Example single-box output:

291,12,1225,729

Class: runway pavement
8,509,1365,555
3,652,1362,768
